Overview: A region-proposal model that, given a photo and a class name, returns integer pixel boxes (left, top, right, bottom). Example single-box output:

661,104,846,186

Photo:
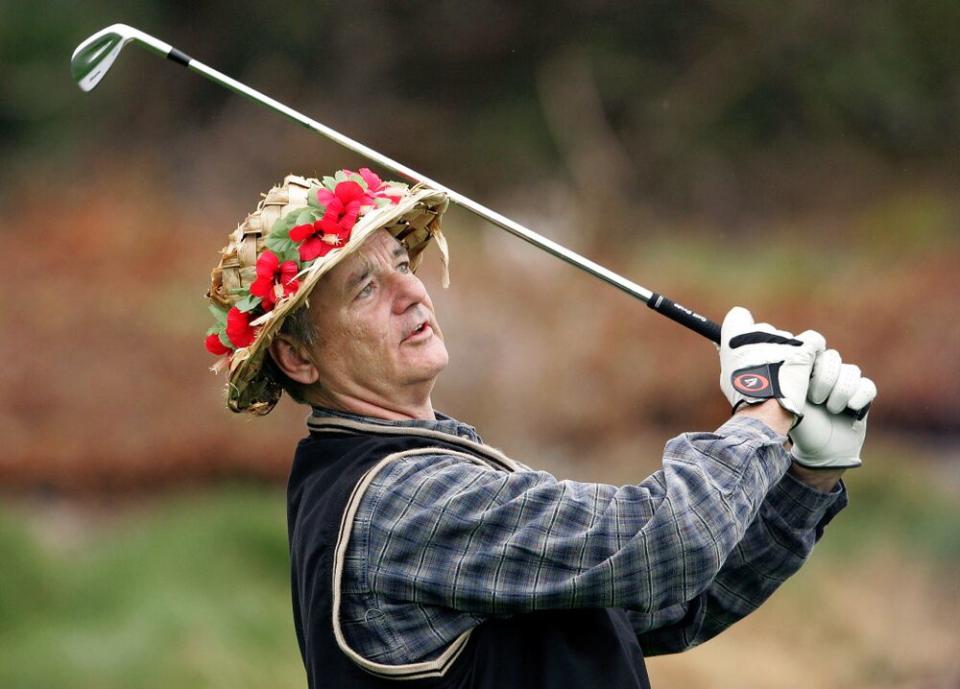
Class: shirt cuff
715,415,788,446
766,470,848,534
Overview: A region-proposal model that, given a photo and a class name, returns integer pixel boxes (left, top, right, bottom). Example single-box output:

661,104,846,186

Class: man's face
303,229,449,405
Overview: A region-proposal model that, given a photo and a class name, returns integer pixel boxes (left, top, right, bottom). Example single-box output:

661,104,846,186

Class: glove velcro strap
731,362,784,400
729,332,803,348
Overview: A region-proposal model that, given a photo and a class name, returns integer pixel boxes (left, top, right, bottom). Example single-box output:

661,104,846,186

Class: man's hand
790,403,871,469
720,307,826,417
790,352,877,470
807,348,877,413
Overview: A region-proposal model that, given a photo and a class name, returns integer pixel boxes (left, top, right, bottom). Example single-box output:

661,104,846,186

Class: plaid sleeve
359,416,795,624
632,420,848,655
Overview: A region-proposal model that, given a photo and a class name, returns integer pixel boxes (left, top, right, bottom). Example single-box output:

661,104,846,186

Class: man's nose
390,270,427,313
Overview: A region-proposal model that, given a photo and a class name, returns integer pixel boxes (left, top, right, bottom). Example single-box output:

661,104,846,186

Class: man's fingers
809,349,841,404
722,307,755,339
847,377,877,411
795,329,827,353
826,364,862,414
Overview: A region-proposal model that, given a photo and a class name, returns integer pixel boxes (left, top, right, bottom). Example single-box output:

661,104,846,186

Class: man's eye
397,261,411,273
357,282,375,298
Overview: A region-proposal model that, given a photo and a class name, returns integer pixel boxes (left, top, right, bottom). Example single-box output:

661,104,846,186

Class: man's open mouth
404,321,430,342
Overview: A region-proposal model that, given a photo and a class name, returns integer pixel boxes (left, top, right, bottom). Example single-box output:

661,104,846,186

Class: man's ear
268,335,320,385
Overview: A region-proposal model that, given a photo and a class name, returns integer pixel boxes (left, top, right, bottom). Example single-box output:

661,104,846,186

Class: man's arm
630,392,874,655
628,421,846,654
360,415,794,617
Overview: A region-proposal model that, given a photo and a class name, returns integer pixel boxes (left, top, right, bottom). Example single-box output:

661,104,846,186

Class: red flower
317,179,375,230
291,182,367,262
353,167,402,204
289,175,399,263
249,250,299,310
290,219,352,262
205,332,231,356
225,307,256,348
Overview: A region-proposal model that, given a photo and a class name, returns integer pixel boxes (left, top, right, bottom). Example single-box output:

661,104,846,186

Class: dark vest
287,418,652,689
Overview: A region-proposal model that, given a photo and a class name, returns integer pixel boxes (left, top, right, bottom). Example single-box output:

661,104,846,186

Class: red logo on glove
733,373,770,394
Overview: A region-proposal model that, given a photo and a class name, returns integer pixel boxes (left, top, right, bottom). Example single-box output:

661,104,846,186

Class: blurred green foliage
0,486,303,689
818,444,960,565
1,441,957,689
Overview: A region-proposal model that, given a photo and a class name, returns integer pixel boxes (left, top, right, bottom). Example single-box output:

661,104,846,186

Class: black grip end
852,402,871,421
647,293,721,344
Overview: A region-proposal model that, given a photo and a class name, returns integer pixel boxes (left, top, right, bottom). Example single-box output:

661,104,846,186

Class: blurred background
2,1,958,687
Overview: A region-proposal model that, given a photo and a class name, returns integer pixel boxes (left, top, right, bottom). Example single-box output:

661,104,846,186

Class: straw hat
205,169,450,415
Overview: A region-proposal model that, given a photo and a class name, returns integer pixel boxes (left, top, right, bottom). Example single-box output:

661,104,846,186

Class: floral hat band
205,168,450,415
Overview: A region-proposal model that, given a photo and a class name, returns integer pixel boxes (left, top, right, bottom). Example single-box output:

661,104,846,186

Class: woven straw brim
209,176,449,415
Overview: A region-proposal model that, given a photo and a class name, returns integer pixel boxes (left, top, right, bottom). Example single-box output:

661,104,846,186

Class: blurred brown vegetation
2,4,960,689
1,2,959,488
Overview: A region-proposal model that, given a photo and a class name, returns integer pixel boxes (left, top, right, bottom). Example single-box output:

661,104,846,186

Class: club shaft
160,38,719,344
185,60,650,295
75,25,878,419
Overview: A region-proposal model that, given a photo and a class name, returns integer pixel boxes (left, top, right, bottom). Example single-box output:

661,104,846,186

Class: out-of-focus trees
3,1,960,214
1,2,958,491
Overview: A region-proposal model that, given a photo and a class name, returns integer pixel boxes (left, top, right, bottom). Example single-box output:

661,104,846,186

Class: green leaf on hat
265,233,296,255
270,215,291,238
268,210,296,235
297,207,323,225
334,170,349,183
307,189,322,209
322,175,337,190
235,293,262,313
284,212,301,231
208,303,229,324
279,247,301,264
218,331,234,350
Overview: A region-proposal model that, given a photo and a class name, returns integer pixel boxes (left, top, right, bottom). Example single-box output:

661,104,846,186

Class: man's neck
310,390,435,421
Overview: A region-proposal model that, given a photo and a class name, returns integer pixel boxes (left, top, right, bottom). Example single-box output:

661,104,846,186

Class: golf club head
71,25,135,91
71,24,173,92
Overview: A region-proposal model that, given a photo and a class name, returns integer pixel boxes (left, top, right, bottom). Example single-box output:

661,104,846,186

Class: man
206,171,876,688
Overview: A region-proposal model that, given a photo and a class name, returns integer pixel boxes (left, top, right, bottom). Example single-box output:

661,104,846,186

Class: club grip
646,293,871,421
647,293,721,344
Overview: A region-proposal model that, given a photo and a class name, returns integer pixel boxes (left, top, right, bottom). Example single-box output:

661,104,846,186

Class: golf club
70,24,872,421
71,23,721,344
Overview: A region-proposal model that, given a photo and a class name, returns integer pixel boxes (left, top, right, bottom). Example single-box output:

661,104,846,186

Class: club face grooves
70,27,137,92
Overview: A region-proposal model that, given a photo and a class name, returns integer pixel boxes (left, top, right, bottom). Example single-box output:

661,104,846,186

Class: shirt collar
309,405,483,444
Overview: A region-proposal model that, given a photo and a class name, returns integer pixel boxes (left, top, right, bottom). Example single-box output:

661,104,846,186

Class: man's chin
407,339,449,381
425,340,450,375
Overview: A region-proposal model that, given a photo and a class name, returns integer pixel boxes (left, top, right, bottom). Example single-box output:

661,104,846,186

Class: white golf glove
791,350,878,469
790,403,870,469
807,348,878,413
720,307,826,417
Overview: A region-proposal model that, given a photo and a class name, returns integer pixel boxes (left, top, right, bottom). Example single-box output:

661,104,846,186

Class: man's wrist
787,463,845,493
734,399,795,436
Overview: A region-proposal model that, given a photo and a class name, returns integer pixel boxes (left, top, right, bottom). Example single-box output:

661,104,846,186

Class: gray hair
264,302,321,405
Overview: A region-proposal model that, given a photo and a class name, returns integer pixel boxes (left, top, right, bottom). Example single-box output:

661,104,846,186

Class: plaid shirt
321,408,847,666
